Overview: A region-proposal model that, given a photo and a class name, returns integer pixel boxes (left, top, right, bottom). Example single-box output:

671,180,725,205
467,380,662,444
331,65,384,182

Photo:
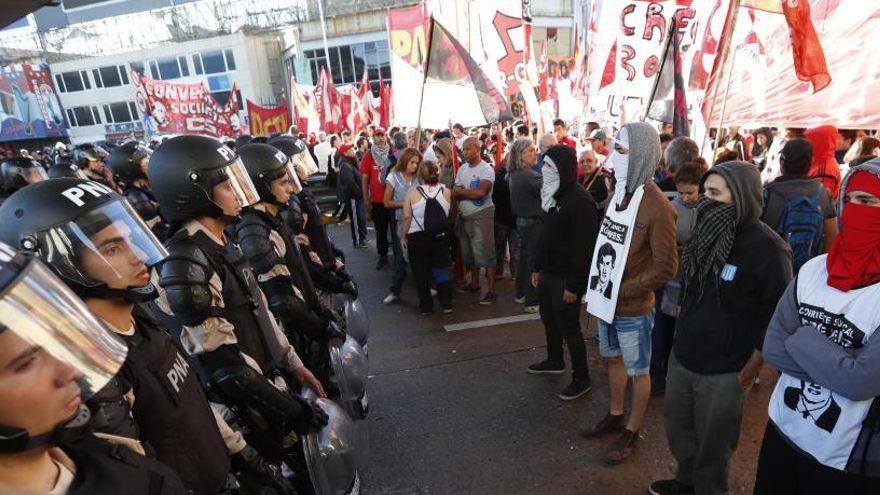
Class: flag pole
713,45,739,159
700,0,743,159
414,16,436,151
642,18,676,122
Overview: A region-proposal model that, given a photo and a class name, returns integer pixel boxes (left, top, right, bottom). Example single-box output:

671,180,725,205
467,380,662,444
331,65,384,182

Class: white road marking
443,313,541,333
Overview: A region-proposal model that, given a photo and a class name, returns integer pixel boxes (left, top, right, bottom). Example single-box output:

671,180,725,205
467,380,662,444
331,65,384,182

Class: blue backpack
773,188,824,271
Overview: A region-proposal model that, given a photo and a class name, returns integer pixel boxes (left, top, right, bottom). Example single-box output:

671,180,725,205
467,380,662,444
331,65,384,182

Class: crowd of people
3,115,880,494
286,118,880,495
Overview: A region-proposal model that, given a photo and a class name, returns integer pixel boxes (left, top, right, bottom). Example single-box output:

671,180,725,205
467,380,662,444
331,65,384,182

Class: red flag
289,74,315,133
550,63,560,118
379,75,391,129
537,41,549,101
781,0,831,92
316,68,343,133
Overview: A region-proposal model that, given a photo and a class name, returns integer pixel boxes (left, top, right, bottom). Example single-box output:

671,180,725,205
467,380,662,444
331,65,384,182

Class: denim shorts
598,311,654,376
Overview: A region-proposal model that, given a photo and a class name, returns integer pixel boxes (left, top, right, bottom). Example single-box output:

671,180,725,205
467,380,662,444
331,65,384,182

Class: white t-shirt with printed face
454,160,495,217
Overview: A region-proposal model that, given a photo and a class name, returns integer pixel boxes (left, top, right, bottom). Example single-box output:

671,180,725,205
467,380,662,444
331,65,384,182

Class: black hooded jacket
674,161,794,374
534,145,599,295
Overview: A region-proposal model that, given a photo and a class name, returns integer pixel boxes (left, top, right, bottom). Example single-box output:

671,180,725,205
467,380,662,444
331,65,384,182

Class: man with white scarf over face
582,122,678,465
528,145,600,400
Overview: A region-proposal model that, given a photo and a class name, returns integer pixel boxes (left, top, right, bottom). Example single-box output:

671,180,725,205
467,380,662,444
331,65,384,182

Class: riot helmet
148,135,260,222
1,157,48,192
238,143,301,206
0,241,128,453
47,162,88,179
73,143,109,169
0,179,168,303
268,135,308,158
234,135,253,149
106,142,153,186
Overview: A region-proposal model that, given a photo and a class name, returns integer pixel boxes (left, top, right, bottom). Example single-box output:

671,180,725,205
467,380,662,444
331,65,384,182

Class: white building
49,31,283,143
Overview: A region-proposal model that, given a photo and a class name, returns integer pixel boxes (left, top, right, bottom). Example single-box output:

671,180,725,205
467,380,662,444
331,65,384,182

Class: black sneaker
580,412,626,438
526,360,565,375
558,378,592,401
375,256,388,270
457,284,481,294
604,429,639,465
649,479,695,495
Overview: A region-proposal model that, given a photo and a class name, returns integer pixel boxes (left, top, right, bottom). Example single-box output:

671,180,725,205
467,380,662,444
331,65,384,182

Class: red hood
805,125,839,161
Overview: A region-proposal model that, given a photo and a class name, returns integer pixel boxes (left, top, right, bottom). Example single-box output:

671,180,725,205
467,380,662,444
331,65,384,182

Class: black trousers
407,231,452,313
537,272,589,380
371,202,391,257
755,421,880,495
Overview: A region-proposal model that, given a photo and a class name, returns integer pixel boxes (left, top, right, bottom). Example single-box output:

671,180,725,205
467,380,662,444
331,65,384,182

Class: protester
650,161,793,495
835,129,858,163
756,161,880,495
528,145,598,401
537,133,558,172
580,149,609,208
361,127,395,269
651,159,709,396
805,125,843,200
338,143,370,248
492,150,519,280
582,122,677,465
401,160,454,315
715,126,745,161
314,131,333,173
553,119,577,148
454,136,498,305
383,147,422,305
433,135,457,189
508,138,542,313
751,127,775,171
762,138,838,271
589,129,610,158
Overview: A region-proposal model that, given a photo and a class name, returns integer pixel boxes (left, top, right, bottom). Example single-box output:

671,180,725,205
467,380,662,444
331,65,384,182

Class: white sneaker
430,288,438,296
514,296,526,304
383,293,399,305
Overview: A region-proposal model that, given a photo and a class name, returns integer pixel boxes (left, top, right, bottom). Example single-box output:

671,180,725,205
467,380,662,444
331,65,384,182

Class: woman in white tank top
401,160,454,314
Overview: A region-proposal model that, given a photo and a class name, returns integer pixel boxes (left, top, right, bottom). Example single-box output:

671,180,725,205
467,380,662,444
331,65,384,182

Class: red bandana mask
826,171,880,291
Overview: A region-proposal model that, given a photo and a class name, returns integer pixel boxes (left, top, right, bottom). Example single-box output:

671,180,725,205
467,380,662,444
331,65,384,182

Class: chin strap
0,404,91,454
81,283,158,303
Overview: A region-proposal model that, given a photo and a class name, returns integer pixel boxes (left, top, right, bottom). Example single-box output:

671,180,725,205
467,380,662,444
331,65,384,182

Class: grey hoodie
703,160,763,228
622,122,662,196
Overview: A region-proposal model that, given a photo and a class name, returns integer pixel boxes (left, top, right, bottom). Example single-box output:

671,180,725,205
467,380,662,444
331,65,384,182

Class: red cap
374,127,386,136
846,170,880,198
338,143,355,156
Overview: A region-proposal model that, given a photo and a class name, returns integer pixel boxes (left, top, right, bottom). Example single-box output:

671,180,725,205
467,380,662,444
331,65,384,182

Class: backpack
773,188,824,271
414,186,448,239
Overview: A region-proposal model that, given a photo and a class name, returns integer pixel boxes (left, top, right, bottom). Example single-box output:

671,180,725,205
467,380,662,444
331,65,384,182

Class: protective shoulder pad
158,233,216,326
125,188,160,221
235,211,284,275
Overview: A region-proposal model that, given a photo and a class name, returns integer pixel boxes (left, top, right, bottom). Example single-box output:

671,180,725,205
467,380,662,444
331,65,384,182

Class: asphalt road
329,224,773,495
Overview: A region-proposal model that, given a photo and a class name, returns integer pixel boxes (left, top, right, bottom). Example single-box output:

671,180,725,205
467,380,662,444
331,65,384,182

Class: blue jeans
598,311,654,376
346,198,367,245
389,218,407,295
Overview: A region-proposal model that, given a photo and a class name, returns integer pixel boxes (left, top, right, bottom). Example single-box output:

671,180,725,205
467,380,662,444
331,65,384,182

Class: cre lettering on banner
599,217,629,244
618,2,697,82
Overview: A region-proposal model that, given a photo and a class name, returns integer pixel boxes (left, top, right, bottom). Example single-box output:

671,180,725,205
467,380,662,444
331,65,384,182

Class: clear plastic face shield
0,252,128,401
29,198,168,290
23,166,49,185
214,158,261,211
301,389,365,495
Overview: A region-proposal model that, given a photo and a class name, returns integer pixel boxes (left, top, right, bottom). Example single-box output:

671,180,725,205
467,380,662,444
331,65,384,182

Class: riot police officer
48,160,88,179
0,241,188,495
73,143,116,190
0,178,292,494
0,156,48,205
147,135,328,487
106,141,170,241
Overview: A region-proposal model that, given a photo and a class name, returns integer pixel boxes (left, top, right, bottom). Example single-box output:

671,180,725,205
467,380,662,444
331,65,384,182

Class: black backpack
414,186,448,239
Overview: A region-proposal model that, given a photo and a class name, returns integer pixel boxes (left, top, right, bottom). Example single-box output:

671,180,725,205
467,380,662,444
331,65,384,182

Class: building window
194,49,236,75
130,61,145,76
211,89,242,108
296,40,390,93
92,65,129,88
56,70,91,93
66,105,101,127
149,56,189,80
207,74,231,92
101,101,138,124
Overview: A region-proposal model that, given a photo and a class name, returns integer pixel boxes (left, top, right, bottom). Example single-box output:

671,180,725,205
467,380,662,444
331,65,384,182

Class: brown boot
579,413,625,438
604,429,639,465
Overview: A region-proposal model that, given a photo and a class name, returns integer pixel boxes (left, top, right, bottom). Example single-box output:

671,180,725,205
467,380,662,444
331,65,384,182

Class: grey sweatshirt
509,167,543,219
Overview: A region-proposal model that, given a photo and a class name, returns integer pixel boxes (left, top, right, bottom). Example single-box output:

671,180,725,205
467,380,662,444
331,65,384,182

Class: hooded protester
528,145,599,401
805,125,843,201
756,161,880,495
582,122,678,465
650,162,793,495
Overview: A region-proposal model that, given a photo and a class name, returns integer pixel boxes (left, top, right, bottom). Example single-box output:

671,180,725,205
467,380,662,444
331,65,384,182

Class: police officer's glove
324,321,346,341
231,445,296,495
313,302,339,325
290,396,329,435
341,280,359,299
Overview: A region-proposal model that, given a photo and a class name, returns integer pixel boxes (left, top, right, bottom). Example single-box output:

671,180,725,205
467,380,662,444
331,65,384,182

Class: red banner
132,72,242,137
247,98,290,136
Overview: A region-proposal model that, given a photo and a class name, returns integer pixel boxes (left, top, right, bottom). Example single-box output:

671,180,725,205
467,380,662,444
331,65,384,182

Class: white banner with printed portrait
586,185,645,324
